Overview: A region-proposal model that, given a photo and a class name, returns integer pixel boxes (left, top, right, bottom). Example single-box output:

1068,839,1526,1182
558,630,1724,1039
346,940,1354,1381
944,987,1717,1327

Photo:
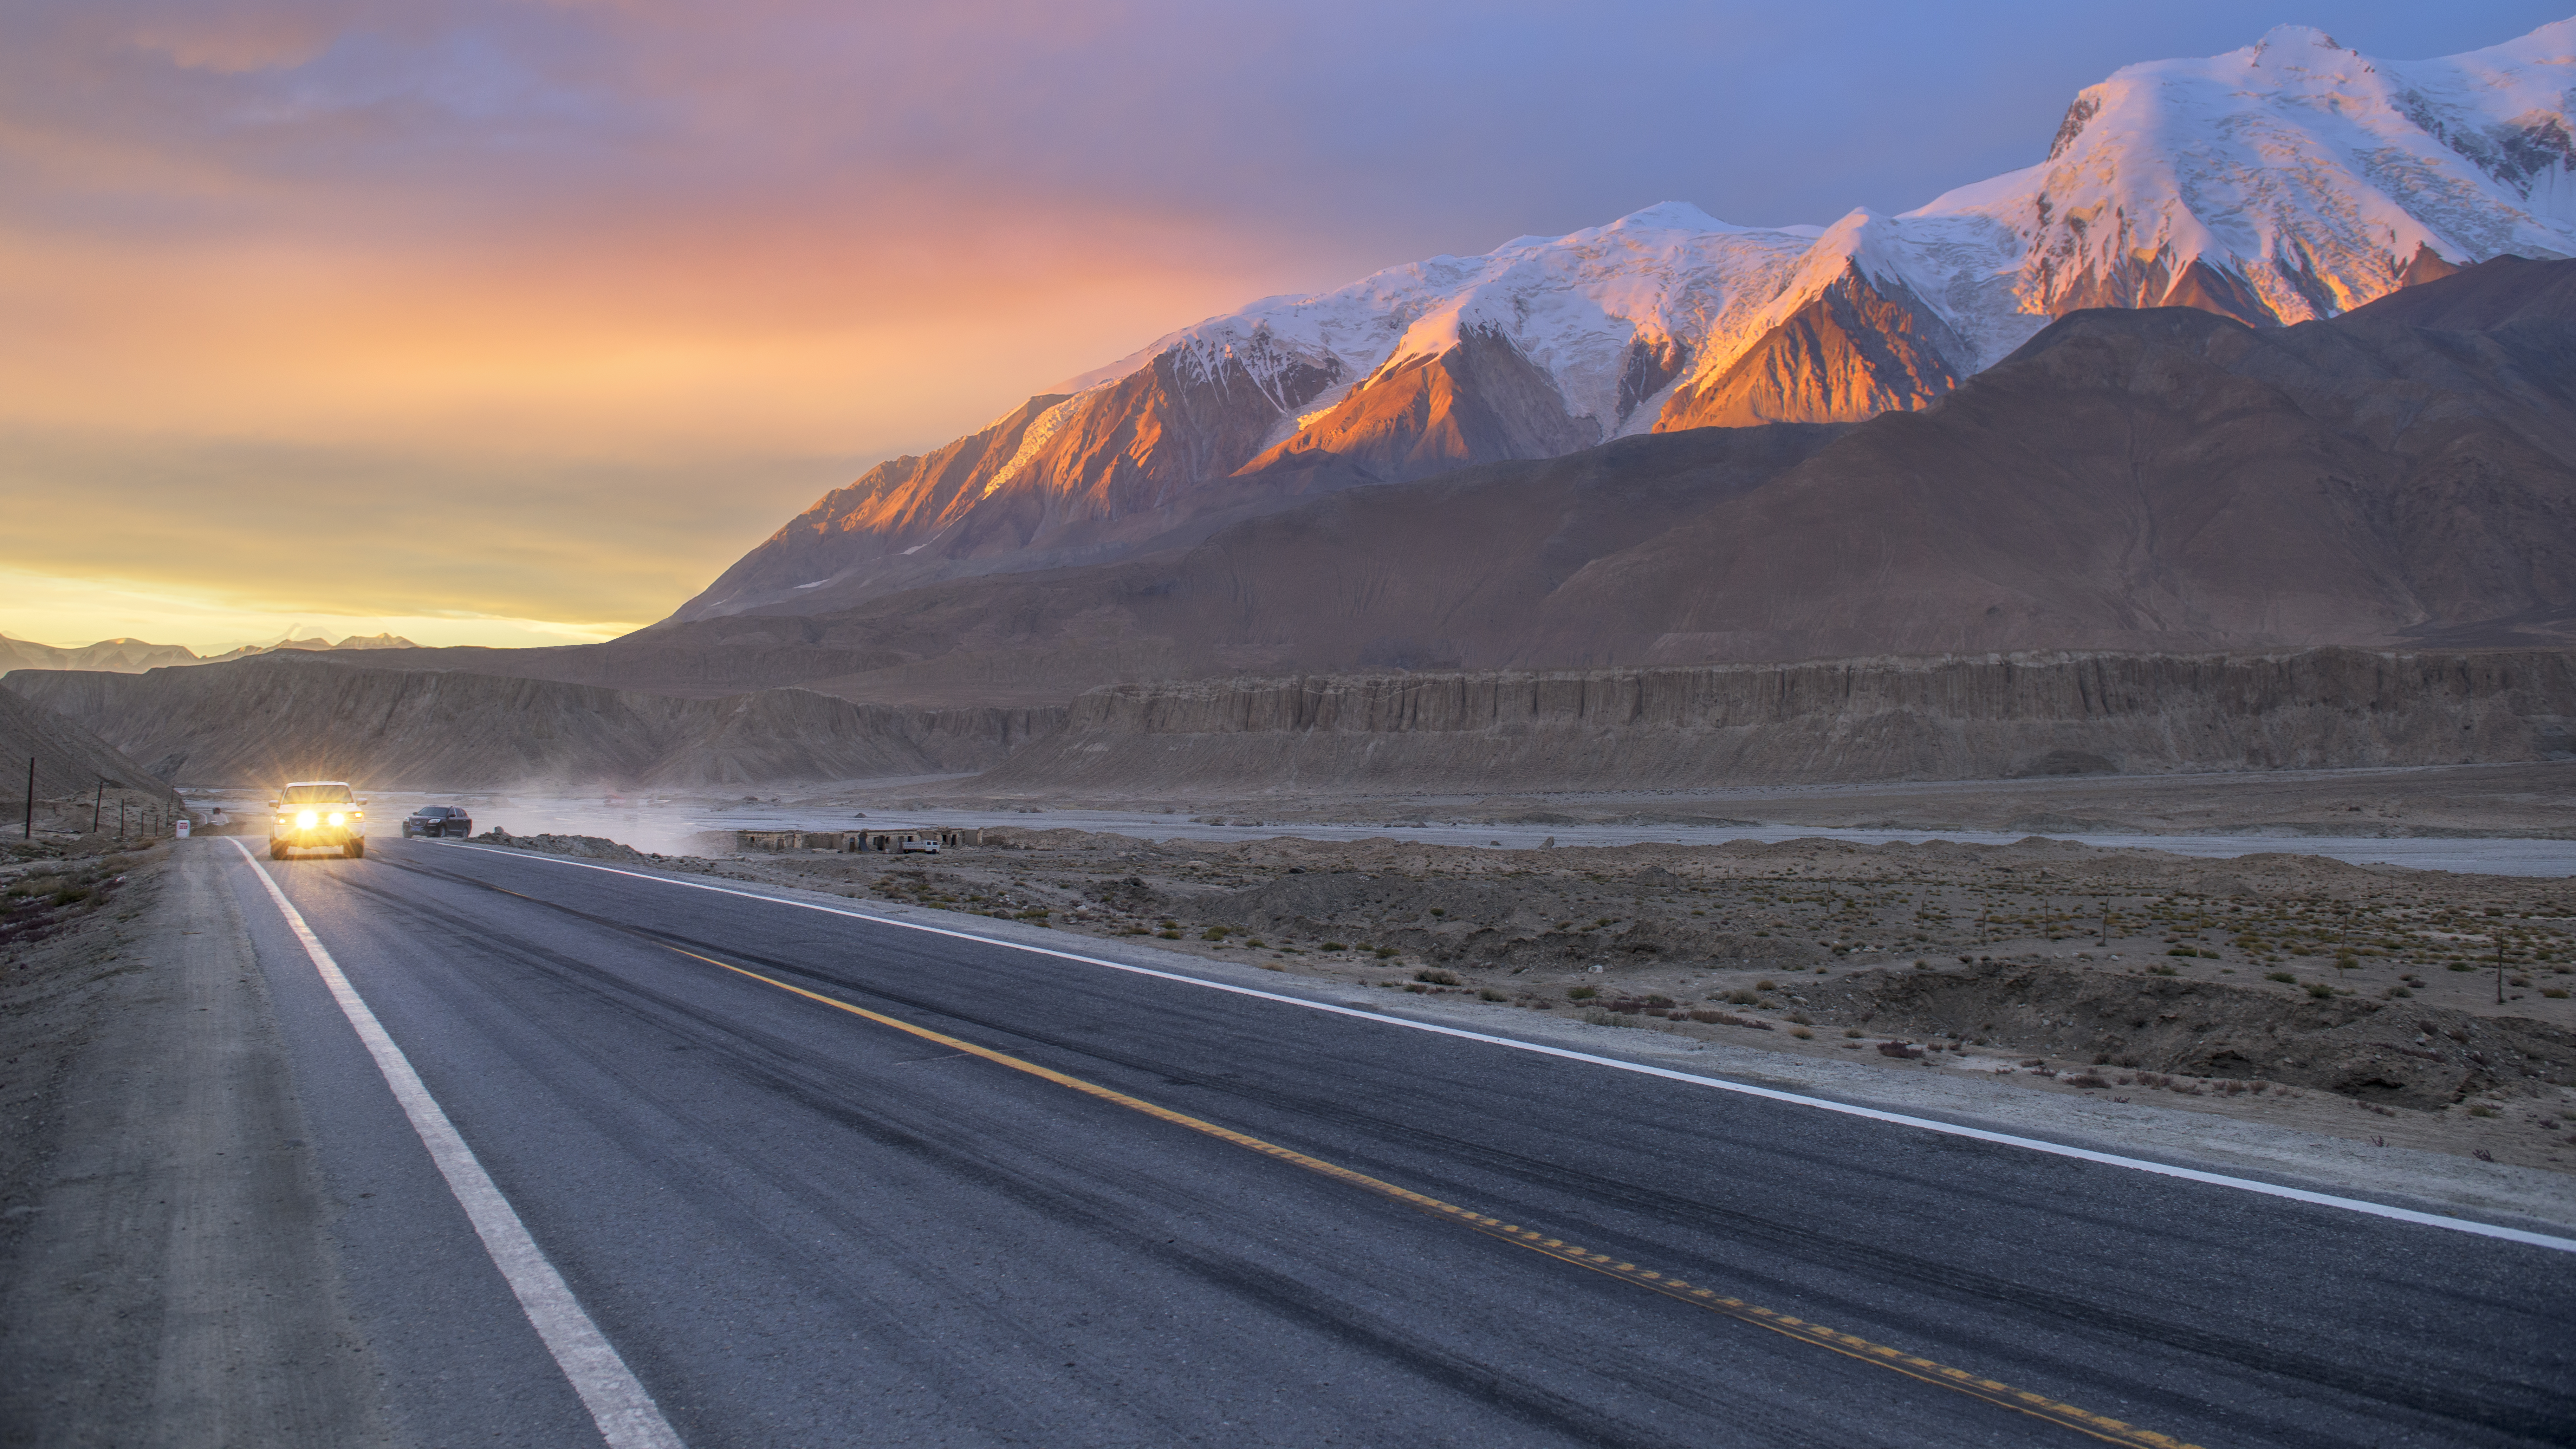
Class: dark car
403,805,473,838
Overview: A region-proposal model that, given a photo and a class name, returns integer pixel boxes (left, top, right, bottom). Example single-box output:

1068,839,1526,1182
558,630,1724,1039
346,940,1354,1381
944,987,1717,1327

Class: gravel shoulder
0,840,387,1448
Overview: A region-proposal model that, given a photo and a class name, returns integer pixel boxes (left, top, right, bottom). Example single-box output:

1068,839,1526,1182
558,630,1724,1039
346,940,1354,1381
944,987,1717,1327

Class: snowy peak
1906,15,2576,327
673,19,2576,626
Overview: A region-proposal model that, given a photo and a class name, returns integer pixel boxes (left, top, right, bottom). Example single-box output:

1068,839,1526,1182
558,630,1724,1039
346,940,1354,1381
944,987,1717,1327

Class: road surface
176,837,2576,1444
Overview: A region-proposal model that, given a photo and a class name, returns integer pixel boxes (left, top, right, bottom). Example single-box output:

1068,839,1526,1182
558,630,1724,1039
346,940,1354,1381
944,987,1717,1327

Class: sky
2,1,2566,654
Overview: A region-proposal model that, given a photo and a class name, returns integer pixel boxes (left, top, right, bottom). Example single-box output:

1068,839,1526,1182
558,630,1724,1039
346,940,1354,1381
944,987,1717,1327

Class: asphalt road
216,836,2575,1448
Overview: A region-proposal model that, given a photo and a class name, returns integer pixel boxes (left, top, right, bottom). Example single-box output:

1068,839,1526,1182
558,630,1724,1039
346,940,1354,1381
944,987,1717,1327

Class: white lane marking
231,840,686,1449
432,840,2576,1256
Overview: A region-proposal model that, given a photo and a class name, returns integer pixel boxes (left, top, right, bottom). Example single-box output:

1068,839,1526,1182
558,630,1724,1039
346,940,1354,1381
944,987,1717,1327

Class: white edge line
229,839,686,1449
434,840,2576,1256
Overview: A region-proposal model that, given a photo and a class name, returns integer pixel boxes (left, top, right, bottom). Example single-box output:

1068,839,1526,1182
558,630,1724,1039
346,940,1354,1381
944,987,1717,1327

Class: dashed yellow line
673,946,2201,1449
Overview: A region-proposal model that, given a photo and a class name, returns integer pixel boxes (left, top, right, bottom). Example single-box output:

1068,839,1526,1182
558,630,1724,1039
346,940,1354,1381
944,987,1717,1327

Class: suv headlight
327,812,347,826
297,810,319,828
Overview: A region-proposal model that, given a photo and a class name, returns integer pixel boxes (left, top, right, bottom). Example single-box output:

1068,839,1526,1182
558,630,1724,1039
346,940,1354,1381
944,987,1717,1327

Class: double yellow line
673,946,2200,1449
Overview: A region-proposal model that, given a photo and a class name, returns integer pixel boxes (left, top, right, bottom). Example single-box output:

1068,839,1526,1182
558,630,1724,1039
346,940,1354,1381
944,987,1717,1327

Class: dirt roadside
468,827,2576,1233
528,824,2576,1196
0,840,387,1448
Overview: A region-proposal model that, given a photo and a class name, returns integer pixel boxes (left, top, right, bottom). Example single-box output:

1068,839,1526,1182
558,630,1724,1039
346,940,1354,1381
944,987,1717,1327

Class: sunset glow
3,0,2558,652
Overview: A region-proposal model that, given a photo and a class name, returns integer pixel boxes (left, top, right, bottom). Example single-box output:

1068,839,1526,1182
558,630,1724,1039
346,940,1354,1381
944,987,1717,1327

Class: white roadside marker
232,839,684,1449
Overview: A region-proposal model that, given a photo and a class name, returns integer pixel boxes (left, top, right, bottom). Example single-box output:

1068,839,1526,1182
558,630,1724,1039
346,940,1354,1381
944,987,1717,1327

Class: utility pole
2498,923,2509,1006
2100,897,2111,948
20,757,30,840
93,779,104,832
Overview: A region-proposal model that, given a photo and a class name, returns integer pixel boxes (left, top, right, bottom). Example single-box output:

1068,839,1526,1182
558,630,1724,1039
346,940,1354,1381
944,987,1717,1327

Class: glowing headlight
297,811,319,828
327,812,347,826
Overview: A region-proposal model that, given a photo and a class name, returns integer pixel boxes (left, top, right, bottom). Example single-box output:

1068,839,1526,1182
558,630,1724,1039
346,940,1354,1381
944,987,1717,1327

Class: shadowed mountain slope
0,686,180,807
2,659,1062,791
299,424,1845,704
1529,276,2576,665
972,649,2576,794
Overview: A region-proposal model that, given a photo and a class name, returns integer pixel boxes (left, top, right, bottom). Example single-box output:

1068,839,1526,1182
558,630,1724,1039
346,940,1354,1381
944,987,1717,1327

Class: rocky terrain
972,648,2576,794
508,825,2576,1173
15,645,2570,800
0,680,179,811
2,656,1062,791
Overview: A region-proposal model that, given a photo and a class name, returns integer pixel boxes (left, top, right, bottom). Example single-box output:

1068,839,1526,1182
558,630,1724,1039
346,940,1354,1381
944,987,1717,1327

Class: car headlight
327,812,346,826
297,811,319,828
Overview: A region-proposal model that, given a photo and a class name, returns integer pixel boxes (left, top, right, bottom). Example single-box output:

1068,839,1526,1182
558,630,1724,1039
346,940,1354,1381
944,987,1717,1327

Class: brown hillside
2,660,1061,790
1532,285,2576,665
974,649,2576,794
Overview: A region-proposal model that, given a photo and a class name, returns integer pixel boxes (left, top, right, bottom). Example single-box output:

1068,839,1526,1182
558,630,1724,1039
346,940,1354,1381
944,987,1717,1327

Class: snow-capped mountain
674,20,2575,625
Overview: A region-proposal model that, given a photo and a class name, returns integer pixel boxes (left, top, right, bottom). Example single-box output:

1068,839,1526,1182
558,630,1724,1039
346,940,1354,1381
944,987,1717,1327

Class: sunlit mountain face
673,21,2575,628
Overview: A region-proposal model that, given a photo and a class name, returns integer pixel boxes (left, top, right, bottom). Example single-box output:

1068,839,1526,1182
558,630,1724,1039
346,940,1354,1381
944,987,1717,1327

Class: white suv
270,781,367,859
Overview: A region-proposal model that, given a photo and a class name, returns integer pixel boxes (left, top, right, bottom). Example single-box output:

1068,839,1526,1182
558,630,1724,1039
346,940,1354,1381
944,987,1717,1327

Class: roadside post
20,756,29,840
92,778,104,832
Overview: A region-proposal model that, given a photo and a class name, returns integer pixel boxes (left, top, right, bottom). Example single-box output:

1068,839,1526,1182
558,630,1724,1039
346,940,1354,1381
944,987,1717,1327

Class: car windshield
414,807,450,816
280,784,355,804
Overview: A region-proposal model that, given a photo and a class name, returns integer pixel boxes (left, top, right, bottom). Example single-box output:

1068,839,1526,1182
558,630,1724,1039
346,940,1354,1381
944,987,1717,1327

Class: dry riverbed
475,824,2576,1180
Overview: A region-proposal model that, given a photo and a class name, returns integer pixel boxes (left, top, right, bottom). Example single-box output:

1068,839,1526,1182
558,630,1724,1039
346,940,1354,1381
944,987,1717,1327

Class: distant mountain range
248,253,2576,708
674,20,2576,627
0,632,419,675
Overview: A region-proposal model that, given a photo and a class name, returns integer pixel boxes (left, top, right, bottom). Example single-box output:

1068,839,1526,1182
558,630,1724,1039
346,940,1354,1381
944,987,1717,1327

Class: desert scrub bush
1156,930,1183,940
1843,1027,1864,1038
2546,988,2571,999
2265,971,2297,983
1790,1027,1814,1039
1320,941,1345,951
2386,985,2413,998
2304,982,2336,999
1478,988,1507,1002
1413,968,1461,986
1201,925,1231,940
1374,946,1399,959
2148,964,2179,976
2468,1104,2500,1118
1566,985,1598,1000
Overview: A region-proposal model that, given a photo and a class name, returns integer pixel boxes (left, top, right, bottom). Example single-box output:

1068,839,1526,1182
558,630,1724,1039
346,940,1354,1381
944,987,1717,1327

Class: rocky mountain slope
371,255,2566,706
2,658,1060,791
675,21,2575,626
0,686,177,807
972,648,2576,794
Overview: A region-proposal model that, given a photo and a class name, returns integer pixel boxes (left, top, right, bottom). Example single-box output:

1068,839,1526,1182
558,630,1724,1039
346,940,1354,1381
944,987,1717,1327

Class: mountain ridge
673,20,2576,628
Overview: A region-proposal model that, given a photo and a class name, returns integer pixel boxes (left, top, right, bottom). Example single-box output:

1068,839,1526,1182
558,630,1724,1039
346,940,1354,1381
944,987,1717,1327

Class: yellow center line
673,945,2202,1449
